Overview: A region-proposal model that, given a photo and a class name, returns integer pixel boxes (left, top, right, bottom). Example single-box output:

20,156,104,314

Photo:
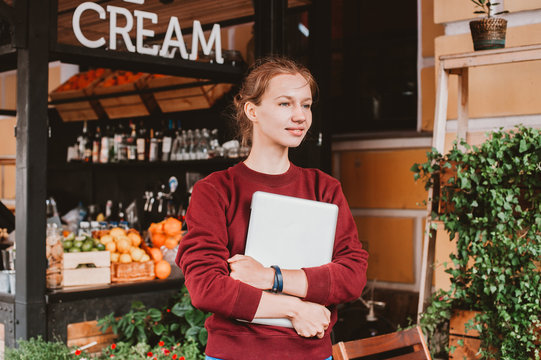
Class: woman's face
247,73,313,149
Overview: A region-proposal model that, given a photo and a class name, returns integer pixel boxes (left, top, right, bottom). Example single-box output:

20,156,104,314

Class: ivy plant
412,126,541,360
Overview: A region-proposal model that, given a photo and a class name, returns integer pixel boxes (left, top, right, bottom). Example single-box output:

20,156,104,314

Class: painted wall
334,0,541,292
0,64,70,210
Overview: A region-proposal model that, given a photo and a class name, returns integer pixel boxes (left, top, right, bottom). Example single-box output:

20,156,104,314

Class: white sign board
72,0,224,64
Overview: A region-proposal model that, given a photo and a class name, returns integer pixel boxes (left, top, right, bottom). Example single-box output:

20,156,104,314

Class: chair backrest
332,326,432,360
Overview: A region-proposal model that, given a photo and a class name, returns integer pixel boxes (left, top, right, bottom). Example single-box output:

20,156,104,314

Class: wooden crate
148,75,232,113
67,319,117,355
63,251,111,287
93,72,152,119
111,260,155,283
449,309,482,360
49,70,110,122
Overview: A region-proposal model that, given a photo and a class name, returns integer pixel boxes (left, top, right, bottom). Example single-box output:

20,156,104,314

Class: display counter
0,277,184,350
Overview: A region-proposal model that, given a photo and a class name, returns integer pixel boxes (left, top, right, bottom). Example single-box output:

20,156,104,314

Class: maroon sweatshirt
176,162,368,360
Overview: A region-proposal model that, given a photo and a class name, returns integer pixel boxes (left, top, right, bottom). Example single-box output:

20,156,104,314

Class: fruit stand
0,0,330,353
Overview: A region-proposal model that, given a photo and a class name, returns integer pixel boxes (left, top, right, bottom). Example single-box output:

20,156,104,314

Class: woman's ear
244,102,257,123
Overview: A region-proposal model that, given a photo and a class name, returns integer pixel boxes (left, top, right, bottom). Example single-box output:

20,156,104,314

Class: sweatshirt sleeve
302,181,369,306
176,180,262,321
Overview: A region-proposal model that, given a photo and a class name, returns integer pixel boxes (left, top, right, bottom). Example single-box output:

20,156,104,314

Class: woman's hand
228,254,274,290
289,299,331,339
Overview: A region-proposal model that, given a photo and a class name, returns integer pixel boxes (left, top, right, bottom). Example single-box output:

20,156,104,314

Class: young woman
176,57,368,360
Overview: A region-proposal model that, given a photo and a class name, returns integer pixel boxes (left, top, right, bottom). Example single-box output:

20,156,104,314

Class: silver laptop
243,191,338,328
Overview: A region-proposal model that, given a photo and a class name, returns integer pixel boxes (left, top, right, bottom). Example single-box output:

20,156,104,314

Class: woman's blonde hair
232,56,318,146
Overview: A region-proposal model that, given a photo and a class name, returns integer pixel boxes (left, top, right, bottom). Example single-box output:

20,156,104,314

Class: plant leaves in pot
469,0,509,51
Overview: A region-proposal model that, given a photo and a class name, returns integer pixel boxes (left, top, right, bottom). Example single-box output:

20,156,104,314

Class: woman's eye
303,104,312,109
279,102,290,107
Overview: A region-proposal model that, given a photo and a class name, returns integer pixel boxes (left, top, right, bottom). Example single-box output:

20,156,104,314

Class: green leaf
152,323,166,335
198,327,208,346
519,139,528,153
147,308,162,322
171,302,192,317
185,325,202,339
186,310,205,327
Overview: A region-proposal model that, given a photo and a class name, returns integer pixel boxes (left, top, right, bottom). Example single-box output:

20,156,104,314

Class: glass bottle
149,128,159,162
79,121,92,163
126,122,137,161
92,125,101,163
136,121,147,161
187,129,196,160
100,125,112,163
161,119,174,162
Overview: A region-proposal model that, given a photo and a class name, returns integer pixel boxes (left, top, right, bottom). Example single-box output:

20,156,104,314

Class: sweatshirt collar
235,161,300,187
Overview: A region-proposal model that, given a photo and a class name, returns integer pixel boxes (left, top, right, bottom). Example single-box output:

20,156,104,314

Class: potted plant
412,126,541,359
469,0,509,51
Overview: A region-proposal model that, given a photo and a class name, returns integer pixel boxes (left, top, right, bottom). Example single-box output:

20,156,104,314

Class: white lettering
107,5,135,53
189,20,224,64
134,10,158,56
73,2,106,48
159,16,188,59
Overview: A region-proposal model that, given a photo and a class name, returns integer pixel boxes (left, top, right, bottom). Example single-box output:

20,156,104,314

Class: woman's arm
228,181,369,307
254,292,330,338
177,181,262,321
228,254,309,298
178,180,332,338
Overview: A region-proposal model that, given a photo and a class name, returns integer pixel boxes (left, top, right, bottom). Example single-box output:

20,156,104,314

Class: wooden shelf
417,45,541,317
49,157,243,171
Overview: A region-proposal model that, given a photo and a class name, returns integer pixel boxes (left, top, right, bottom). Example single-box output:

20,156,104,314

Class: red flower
111,343,117,350
172,355,178,359
110,355,115,358
158,340,165,347
147,352,153,357
162,348,170,355
74,349,82,356
179,356,185,360
166,308,171,312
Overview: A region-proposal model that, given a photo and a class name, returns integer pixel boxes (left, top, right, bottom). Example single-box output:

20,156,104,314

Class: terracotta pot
469,17,507,51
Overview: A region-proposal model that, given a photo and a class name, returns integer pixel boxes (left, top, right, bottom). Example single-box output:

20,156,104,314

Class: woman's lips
286,128,304,136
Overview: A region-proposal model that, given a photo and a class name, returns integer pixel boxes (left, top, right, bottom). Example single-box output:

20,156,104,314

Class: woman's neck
243,144,290,175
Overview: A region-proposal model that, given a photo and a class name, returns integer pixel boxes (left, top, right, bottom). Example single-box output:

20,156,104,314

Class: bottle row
67,119,250,164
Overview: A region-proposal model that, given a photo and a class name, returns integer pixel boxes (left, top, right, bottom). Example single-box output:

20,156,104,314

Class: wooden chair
332,326,432,360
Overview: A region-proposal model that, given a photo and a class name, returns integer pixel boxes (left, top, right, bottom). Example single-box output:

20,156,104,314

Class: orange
151,232,166,248
164,237,179,250
163,217,182,236
155,260,171,279
148,222,164,234
148,247,163,262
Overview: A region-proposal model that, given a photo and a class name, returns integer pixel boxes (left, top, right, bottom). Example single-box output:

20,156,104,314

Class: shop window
330,0,418,134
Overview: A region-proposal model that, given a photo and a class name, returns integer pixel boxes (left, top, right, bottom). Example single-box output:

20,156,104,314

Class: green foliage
5,336,88,360
418,290,452,359
99,338,203,360
5,286,208,360
412,126,541,360
470,0,509,18
97,285,210,354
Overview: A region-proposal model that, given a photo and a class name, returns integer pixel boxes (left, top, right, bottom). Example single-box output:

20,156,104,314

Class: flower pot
469,18,507,51
449,310,482,359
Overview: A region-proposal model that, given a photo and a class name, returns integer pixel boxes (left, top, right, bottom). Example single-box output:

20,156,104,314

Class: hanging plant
412,126,541,360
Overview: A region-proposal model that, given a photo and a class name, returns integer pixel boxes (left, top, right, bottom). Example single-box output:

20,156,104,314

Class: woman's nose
292,104,306,122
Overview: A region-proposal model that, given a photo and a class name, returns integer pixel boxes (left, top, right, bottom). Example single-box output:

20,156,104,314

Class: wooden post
457,68,469,146
14,0,49,339
432,62,450,154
